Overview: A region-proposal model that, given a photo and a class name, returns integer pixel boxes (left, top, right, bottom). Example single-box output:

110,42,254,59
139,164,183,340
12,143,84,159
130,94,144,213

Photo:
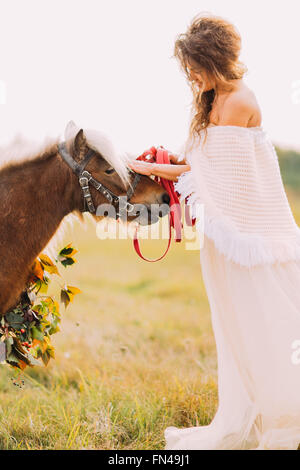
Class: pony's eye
105,167,115,175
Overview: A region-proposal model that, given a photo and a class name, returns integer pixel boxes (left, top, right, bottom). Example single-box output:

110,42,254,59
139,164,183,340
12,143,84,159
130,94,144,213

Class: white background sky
0,0,299,154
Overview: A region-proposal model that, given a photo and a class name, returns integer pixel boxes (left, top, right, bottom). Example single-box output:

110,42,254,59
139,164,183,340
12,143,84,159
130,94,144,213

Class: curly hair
173,13,248,149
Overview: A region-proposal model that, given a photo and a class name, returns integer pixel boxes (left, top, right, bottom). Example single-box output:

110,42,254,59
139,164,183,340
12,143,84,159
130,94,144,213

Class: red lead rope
133,146,195,262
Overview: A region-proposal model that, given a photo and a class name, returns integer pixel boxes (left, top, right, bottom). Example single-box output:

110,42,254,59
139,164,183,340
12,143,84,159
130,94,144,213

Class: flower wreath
0,244,81,371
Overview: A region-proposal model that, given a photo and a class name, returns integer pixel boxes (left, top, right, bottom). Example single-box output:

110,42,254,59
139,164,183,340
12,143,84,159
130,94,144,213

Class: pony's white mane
64,120,135,186
0,134,58,171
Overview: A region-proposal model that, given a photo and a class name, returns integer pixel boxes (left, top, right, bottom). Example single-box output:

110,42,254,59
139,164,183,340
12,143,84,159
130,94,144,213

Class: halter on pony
58,142,141,217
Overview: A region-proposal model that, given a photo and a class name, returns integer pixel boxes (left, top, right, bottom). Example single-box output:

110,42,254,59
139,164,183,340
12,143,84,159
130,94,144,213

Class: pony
0,121,170,314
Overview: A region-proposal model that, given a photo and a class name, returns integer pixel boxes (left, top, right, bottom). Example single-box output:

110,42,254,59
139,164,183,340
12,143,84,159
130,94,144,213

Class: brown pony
0,122,169,315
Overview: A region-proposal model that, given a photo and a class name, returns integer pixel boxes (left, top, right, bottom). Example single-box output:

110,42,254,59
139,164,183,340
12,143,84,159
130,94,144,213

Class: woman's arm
128,160,190,182
152,162,191,181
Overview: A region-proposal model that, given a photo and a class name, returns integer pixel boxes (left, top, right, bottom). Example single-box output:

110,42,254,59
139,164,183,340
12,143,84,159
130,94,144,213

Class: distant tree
276,146,300,191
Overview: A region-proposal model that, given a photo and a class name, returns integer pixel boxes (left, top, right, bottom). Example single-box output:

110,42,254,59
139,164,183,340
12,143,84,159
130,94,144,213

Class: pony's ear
64,120,80,142
73,129,88,161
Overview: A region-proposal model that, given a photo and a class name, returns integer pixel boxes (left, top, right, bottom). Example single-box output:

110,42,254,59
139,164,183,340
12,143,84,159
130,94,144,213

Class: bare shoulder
218,84,262,127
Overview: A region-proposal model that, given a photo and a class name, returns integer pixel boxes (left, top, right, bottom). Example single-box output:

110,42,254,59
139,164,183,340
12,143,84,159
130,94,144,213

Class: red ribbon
133,146,195,262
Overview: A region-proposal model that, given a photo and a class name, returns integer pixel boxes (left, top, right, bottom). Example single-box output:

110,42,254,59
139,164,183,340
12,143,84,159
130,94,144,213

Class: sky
0,0,299,155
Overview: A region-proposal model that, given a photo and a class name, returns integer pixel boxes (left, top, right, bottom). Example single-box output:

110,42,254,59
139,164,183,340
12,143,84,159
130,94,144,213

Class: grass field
0,189,299,450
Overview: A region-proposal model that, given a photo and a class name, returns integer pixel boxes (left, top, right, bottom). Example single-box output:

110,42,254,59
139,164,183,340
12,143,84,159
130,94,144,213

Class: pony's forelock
84,128,131,186
64,121,132,186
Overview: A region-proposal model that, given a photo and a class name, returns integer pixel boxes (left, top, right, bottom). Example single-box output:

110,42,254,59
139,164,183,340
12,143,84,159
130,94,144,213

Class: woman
128,13,300,450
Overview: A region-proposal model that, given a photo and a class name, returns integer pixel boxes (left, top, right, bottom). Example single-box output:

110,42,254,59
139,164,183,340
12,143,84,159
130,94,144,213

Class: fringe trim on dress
174,171,300,268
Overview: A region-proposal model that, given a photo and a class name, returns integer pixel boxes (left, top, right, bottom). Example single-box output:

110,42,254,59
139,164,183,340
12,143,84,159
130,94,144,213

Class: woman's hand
167,151,187,165
128,160,154,176
127,150,186,177
128,160,190,182
167,152,180,164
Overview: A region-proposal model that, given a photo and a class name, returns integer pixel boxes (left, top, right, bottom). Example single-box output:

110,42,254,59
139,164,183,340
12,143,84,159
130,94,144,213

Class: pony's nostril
162,192,170,205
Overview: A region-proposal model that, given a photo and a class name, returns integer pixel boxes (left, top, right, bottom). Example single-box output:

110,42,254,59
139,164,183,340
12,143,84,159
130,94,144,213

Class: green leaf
5,337,13,357
61,258,75,268
48,317,60,335
58,244,78,268
41,350,51,366
6,354,20,367
13,343,40,367
5,311,24,329
59,247,74,256
30,326,44,342
58,244,78,258
60,289,70,308
39,279,49,294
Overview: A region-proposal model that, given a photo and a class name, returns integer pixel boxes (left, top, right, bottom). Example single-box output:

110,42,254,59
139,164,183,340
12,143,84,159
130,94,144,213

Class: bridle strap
58,141,142,216
58,142,94,176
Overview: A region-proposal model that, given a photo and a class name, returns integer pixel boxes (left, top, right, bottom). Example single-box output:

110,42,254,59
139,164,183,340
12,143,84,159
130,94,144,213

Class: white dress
164,125,300,450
